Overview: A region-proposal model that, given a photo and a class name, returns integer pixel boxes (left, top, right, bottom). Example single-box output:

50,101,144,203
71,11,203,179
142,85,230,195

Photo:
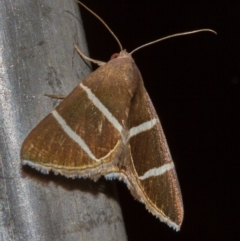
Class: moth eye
110,53,119,60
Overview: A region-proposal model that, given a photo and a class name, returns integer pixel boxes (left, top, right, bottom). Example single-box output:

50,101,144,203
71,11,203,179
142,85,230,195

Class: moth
21,0,216,231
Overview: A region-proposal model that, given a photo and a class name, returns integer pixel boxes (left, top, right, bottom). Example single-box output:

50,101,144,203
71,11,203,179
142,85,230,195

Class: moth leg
73,43,106,66
44,94,66,99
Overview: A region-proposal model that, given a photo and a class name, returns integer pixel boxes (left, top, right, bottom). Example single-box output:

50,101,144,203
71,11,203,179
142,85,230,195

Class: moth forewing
126,71,183,230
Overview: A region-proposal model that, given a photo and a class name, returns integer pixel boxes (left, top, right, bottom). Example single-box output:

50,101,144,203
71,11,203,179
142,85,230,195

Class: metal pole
0,0,127,240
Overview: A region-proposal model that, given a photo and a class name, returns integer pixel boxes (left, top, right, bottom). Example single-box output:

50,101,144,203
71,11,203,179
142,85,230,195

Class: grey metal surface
0,0,127,240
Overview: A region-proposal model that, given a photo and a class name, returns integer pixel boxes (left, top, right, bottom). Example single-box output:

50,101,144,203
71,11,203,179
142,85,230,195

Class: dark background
80,1,239,240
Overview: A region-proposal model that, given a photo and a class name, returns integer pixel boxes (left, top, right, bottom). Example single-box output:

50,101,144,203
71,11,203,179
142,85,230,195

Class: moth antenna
77,1,123,51
130,29,217,55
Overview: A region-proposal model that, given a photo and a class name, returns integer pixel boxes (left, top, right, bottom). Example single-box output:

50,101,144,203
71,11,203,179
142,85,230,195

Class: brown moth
21,48,183,230
21,0,216,231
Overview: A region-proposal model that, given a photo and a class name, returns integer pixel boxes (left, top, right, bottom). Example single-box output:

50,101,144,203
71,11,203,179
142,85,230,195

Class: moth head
110,50,134,61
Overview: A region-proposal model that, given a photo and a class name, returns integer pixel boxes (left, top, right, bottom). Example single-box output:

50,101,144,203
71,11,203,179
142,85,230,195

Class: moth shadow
22,165,118,200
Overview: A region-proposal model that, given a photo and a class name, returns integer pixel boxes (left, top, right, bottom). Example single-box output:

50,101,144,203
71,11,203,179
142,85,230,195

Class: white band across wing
52,110,119,162
80,83,123,133
52,110,100,161
129,119,157,139
138,162,174,180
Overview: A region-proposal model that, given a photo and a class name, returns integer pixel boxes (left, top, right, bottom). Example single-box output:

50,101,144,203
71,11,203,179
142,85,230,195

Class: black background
79,1,240,240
